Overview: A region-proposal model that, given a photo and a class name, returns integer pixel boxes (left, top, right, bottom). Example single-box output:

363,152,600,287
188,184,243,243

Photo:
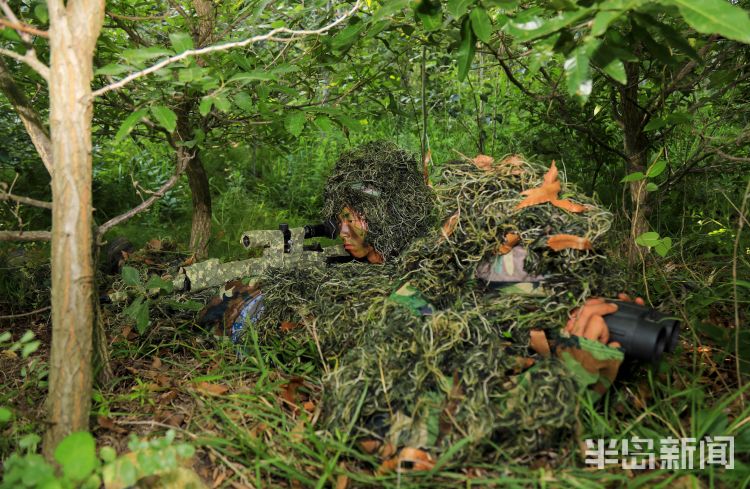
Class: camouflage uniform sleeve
554,335,624,398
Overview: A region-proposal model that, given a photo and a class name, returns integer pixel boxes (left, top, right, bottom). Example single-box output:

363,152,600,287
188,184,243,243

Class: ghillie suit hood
321,141,435,260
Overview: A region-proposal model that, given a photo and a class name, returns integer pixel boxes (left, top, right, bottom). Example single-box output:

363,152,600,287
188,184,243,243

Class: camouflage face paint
338,206,372,259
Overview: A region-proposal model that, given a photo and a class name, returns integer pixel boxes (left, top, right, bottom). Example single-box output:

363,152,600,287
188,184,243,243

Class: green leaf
645,182,658,192
95,64,130,76
647,159,667,178
602,58,626,84
372,0,410,22
123,296,144,319
564,45,592,101
145,275,173,293
20,330,34,343
164,300,205,311
314,115,335,133
34,4,49,24
644,117,667,131
54,432,97,481
285,111,306,137
150,106,177,133
227,70,277,84
470,7,493,43
114,109,148,142
635,231,661,247
121,47,172,64
169,32,194,53
0,407,11,423
591,9,621,36
457,17,476,81
418,10,443,31
135,302,150,335
0,331,10,344
233,92,254,112
100,446,117,463
654,237,672,257
671,0,750,44
621,171,645,182
0,27,22,42
331,21,364,49
199,97,213,117
507,8,592,42
214,95,231,112
121,265,141,287
734,280,750,289
21,340,40,358
447,0,473,19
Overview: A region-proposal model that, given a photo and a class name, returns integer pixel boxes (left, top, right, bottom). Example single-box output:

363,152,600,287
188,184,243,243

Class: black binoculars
604,300,680,366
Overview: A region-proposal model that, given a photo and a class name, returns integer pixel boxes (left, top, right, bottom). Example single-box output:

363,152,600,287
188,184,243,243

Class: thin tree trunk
184,148,211,258
619,61,650,263
43,0,105,459
0,57,53,174
176,101,211,260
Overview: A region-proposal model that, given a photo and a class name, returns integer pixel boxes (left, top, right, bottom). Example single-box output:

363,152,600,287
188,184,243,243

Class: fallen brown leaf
194,382,230,396
151,357,162,369
358,439,381,454
159,390,178,404
516,161,588,212
547,234,593,251
472,154,494,171
552,199,588,212
378,447,435,474
280,321,299,332
496,232,520,255
97,416,127,434
440,210,460,240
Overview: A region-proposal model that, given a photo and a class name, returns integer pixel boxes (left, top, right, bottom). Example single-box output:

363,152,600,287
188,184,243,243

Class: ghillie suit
251,141,435,347
253,153,623,464
321,141,436,261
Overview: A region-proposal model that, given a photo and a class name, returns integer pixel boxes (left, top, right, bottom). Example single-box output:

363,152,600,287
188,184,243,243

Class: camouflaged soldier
247,148,640,464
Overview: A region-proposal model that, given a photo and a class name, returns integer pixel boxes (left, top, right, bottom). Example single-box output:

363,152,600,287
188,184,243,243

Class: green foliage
0,430,195,489
119,266,173,334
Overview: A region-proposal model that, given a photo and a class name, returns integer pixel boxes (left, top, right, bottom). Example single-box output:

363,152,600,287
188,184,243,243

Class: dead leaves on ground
516,160,588,213
193,382,230,396
471,154,524,175
440,209,460,241
378,447,435,474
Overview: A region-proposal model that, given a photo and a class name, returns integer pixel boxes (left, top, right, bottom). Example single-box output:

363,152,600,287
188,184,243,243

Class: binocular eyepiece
604,300,680,366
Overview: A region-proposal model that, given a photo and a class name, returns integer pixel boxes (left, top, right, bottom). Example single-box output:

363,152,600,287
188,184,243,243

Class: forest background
0,0,749,487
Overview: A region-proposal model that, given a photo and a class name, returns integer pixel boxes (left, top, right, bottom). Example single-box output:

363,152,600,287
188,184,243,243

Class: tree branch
0,230,51,241
97,155,189,237
0,57,53,173
0,17,48,38
0,48,50,80
0,187,52,209
91,1,361,97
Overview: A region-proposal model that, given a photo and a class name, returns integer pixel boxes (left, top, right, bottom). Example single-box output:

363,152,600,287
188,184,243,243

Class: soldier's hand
565,297,620,348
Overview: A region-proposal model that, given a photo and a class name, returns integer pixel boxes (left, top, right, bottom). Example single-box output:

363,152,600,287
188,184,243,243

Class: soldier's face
338,206,373,259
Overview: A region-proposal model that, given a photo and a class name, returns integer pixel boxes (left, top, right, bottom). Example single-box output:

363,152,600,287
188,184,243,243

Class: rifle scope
604,300,680,366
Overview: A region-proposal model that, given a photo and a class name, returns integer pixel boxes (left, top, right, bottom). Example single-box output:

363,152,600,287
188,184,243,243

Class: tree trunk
619,61,650,263
43,0,105,459
175,101,211,260
184,148,211,259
